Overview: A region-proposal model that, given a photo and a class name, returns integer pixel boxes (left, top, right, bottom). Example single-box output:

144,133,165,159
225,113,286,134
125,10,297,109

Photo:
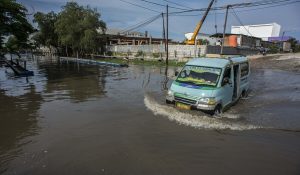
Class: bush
152,52,160,58
127,49,132,56
135,50,143,57
295,45,300,53
106,51,113,56
268,44,279,54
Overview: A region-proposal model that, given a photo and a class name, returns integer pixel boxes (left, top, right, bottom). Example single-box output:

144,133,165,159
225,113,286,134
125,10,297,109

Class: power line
118,0,300,38
168,0,300,16
140,0,190,11
119,0,161,13
120,14,162,34
233,0,300,13
225,0,297,10
122,14,160,31
168,0,297,15
231,8,254,37
161,0,194,10
121,0,298,16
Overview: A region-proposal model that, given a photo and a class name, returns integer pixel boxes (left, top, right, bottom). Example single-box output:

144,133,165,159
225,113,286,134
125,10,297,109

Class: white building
231,23,281,41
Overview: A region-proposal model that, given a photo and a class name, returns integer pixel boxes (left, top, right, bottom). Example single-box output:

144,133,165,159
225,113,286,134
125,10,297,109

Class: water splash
144,94,261,131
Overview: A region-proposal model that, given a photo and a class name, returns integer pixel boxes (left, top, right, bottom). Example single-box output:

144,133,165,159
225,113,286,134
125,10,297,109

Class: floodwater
0,56,299,175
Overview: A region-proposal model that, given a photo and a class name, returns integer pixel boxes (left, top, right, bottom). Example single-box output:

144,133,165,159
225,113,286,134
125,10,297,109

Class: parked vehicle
166,56,250,115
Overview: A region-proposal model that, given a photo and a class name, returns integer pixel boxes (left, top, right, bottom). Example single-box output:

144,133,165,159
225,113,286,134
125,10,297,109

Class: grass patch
95,58,186,67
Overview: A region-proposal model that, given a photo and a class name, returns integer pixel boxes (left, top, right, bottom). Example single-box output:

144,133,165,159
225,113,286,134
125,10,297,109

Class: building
231,23,281,41
268,36,292,42
267,36,292,52
99,28,171,46
210,33,262,48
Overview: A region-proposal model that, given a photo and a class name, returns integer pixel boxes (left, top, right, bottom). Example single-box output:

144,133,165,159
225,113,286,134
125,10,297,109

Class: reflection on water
0,56,113,173
0,56,299,174
0,86,42,173
39,61,108,103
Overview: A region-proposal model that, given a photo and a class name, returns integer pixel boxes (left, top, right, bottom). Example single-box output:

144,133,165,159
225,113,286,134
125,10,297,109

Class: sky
18,0,300,41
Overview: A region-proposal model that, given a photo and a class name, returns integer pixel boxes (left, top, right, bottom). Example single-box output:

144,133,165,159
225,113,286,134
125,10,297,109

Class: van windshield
176,65,222,87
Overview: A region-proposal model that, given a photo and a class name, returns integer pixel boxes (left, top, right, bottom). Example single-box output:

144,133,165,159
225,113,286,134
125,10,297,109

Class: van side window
223,67,231,79
241,63,249,77
222,67,231,86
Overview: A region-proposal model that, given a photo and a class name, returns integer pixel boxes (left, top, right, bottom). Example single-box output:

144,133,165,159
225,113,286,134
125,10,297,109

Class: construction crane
185,0,215,45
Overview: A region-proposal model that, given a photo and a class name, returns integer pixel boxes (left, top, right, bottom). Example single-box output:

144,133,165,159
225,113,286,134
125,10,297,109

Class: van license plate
176,102,191,110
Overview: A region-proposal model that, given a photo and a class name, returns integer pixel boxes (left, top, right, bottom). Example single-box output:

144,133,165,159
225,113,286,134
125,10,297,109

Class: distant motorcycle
260,48,267,56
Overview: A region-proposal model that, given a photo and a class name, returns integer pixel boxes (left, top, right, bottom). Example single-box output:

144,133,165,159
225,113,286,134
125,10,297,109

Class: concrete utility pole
220,2,251,55
166,4,169,65
194,36,197,57
162,13,166,53
221,5,230,55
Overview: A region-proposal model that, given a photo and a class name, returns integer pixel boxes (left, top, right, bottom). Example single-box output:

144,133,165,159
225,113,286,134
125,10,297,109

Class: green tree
0,0,34,54
198,39,210,45
268,44,279,54
33,11,58,52
287,37,299,53
5,35,20,57
55,2,106,57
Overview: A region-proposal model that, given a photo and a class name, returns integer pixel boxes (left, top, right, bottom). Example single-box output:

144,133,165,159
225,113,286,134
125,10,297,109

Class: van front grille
174,96,197,105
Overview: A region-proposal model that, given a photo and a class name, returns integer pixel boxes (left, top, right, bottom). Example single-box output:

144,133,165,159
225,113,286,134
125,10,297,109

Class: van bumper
196,104,216,111
166,100,216,111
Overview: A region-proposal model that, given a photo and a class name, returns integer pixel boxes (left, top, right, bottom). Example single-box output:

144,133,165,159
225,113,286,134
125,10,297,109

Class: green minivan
166,56,250,115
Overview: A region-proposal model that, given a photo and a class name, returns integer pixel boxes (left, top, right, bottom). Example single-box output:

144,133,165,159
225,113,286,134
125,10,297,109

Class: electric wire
169,0,300,16
119,0,299,37
161,0,194,10
119,0,161,13
140,0,190,10
120,14,162,34
231,8,254,37
169,0,298,15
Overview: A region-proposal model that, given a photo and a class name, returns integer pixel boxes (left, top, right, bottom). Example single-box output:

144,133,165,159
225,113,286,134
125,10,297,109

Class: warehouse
231,23,281,41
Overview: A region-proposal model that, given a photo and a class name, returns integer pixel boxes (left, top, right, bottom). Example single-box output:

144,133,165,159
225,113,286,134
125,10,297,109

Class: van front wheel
211,104,222,117
166,99,172,104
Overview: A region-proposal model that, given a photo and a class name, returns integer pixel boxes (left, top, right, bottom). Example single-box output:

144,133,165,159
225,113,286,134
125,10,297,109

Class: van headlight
167,90,174,96
166,90,174,101
198,97,216,105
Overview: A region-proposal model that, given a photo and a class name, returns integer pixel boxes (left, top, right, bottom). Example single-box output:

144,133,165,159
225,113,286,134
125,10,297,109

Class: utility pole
194,36,197,57
220,5,230,55
166,4,169,65
280,31,286,52
162,13,166,53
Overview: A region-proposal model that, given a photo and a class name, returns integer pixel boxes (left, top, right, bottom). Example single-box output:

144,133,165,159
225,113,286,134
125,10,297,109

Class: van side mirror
175,71,179,76
222,77,231,86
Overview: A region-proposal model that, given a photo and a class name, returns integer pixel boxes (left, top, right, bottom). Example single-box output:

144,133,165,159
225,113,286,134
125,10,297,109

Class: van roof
186,57,248,68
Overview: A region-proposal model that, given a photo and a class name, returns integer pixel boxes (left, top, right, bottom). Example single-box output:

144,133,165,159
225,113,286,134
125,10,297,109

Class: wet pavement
0,56,300,175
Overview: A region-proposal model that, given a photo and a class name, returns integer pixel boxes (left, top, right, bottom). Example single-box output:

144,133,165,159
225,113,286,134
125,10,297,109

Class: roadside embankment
58,52,300,71
249,53,300,72
94,57,186,67
58,56,187,67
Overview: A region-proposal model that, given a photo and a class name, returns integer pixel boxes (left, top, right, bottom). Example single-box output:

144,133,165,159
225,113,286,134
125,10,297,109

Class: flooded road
0,56,300,175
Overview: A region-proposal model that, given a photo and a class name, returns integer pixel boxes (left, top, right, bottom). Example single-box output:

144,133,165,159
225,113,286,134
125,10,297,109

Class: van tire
209,104,222,116
241,90,248,99
166,99,172,104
